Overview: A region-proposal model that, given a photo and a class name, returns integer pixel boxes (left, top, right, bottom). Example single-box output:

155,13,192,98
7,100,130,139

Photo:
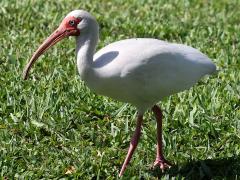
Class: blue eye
69,20,75,26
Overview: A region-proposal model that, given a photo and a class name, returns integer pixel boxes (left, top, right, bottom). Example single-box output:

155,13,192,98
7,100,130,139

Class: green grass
1,0,240,179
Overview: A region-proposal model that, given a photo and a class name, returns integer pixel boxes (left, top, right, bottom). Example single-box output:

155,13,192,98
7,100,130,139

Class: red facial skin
23,16,82,80
58,16,81,36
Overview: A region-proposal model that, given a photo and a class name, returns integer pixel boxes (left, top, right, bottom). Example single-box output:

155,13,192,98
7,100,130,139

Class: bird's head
23,10,97,80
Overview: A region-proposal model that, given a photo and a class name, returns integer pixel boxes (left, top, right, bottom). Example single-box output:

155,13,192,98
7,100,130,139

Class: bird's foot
153,158,173,172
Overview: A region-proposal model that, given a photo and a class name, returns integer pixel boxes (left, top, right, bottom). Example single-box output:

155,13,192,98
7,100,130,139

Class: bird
23,10,216,176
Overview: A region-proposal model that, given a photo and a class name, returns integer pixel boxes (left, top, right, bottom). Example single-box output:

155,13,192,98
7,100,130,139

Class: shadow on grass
149,156,240,179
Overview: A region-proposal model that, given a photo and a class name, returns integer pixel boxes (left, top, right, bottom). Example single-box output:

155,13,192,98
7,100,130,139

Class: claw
153,158,173,172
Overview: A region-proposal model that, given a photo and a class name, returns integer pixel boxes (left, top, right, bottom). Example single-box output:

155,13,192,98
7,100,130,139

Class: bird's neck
76,30,98,81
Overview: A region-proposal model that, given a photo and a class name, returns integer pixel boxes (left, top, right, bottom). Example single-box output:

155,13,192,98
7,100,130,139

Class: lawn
0,0,240,179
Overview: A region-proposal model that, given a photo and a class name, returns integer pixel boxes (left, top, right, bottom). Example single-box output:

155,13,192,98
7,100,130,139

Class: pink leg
152,105,172,171
119,113,143,176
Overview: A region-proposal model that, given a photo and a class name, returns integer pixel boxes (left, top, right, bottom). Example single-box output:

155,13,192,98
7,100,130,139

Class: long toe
153,158,173,172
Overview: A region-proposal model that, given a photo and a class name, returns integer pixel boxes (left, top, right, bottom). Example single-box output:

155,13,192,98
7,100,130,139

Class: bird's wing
92,39,215,105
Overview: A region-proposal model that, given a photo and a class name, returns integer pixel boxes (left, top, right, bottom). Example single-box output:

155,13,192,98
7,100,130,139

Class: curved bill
23,27,78,80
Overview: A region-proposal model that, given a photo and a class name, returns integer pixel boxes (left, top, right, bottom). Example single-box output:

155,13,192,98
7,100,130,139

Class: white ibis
23,10,216,176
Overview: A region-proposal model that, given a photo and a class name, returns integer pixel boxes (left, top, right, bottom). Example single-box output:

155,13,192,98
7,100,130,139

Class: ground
0,0,240,179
